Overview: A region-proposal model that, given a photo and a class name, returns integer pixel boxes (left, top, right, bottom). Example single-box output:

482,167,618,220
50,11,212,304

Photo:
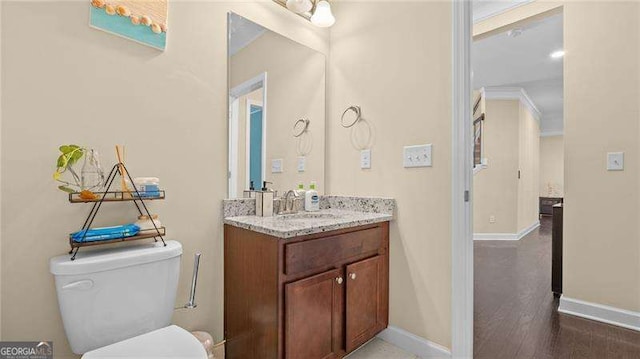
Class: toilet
50,240,207,358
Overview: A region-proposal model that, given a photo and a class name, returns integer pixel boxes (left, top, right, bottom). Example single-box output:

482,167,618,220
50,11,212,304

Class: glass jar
81,149,105,191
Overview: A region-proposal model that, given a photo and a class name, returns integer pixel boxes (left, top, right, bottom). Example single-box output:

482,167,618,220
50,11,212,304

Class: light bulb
286,0,313,14
311,0,335,28
550,50,564,59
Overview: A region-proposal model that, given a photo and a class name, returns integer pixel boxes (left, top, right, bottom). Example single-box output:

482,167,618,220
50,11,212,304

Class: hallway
474,217,640,358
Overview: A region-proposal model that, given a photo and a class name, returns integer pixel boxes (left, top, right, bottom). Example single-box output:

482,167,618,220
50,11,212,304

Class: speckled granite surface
223,197,306,218
223,209,392,239
223,198,256,218
319,195,395,215
224,195,395,219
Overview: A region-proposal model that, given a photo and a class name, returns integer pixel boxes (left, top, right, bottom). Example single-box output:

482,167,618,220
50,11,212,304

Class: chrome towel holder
341,105,362,128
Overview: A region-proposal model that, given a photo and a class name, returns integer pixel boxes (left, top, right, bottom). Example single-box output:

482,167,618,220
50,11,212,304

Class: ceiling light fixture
550,50,565,59
310,0,335,27
507,28,524,38
286,0,313,14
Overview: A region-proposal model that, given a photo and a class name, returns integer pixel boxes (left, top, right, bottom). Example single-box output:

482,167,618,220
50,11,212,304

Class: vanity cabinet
285,268,343,359
224,222,389,359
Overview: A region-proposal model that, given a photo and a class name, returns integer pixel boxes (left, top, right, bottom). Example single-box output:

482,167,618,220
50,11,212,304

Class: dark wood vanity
224,221,390,359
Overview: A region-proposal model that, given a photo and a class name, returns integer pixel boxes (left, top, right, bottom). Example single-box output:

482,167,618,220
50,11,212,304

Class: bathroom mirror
227,13,326,199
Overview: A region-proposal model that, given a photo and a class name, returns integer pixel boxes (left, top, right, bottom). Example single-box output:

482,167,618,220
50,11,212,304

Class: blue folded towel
71,224,140,243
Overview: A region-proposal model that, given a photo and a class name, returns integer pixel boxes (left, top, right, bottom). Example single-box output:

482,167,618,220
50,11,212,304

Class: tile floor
345,338,417,359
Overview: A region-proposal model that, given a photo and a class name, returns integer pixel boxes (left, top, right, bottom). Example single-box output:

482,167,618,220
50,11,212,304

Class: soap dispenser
305,181,320,212
256,181,274,217
243,180,256,198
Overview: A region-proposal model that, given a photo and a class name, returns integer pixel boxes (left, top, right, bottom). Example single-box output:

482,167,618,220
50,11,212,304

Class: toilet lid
82,325,207,359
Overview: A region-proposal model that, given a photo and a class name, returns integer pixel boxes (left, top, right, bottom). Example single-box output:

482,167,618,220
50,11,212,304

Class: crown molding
481,86,542,124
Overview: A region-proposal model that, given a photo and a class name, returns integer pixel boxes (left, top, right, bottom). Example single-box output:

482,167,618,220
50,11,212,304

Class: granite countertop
224,208,393,239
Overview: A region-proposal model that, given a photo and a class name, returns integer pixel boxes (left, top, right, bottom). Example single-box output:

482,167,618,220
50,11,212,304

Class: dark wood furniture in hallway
552,203,563,296
540,197,563,217
474,217,640,359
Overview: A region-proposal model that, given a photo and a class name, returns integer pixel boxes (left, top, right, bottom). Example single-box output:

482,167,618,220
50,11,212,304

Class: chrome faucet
279,190,300,215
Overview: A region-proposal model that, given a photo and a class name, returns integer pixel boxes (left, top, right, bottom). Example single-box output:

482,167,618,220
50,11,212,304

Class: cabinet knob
349,273,356,280
336,276,343,284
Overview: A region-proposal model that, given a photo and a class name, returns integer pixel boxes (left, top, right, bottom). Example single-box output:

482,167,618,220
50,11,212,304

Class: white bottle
295,182,306,196
305,181,320,212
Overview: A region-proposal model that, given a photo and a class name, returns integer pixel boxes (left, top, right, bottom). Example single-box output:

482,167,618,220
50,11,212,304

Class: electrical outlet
489,215,496,224
297,156,306,172
271,159,283,173
361,149,371,169
403,144,432,168
607,152,624,171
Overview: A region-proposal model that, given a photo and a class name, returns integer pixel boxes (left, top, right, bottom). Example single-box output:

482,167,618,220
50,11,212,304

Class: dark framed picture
474,113,485,167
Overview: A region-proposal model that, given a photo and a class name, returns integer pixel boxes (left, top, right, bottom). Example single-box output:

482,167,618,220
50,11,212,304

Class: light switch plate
297,156,306,172
271,159,283,173
404,144,432,168
607,152,624,171
360,149,371,169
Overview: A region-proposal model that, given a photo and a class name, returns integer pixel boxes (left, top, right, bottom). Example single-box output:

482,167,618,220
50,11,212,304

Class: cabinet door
345,255,388,352
285,268,344,359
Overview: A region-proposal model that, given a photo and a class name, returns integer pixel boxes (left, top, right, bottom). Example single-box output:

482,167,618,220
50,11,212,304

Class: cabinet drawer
285,226,383,275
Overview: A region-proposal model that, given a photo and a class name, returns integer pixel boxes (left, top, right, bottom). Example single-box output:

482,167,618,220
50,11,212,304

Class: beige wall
473,99,539,234
230,30,325,196
517,102,540,232
563,1,640,312
328,1,452,349
476,0,640,315
539,135,564,197
473,100,519,233
0,0,3,340
0,2,328,358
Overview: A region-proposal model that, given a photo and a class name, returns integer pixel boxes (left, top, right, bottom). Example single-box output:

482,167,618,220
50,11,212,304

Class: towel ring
293,118,310,137
341,105,361,128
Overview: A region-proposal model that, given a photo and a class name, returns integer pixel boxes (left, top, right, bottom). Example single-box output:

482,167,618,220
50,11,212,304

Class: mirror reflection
227,13,326,199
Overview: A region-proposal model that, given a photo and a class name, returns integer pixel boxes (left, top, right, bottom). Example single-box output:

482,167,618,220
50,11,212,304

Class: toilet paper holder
183,252,201,309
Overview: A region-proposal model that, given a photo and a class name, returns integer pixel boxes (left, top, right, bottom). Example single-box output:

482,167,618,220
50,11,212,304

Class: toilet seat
82,325,207,359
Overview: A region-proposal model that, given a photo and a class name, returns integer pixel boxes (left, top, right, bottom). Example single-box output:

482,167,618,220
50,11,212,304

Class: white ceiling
472,12,564,134
228,13,267,57
472,0,535,23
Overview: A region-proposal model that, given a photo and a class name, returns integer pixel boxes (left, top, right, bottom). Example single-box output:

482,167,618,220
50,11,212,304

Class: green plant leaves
56,145,84,171
54,144,85,192
58,185,75,193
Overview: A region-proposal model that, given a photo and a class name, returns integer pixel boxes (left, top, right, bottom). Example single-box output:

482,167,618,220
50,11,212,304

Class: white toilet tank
50,240,182,354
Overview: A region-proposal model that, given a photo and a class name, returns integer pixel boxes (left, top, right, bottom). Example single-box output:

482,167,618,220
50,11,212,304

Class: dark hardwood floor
474,217,640,359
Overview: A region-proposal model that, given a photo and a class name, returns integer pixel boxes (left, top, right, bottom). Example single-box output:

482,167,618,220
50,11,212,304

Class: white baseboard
517,220,540,239
558,295,640,332
473,220,540,241
473,232,519,240
377,326,451,358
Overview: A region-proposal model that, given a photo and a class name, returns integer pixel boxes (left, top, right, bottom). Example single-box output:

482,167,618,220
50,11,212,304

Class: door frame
245,99,266,191
451,1,473,358
453,4,567,356
228,72,268,197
